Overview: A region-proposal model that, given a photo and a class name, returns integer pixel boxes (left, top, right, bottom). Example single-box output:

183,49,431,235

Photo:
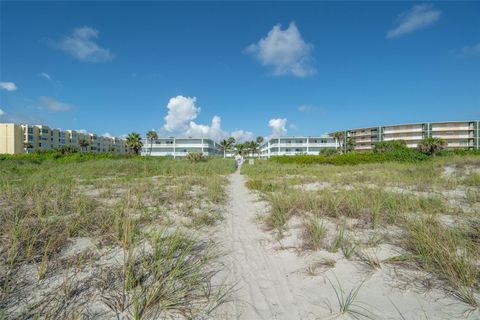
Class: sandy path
217,169,313,319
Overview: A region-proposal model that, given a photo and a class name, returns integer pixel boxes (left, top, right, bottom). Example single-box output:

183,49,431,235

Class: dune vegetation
242,155,480,313
0,155,235,319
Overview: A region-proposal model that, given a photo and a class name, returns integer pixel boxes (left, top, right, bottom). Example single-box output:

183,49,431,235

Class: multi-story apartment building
260,136,337,158
0,123,128,155
141,137,220,158
340,120,480,151
0,123,24,154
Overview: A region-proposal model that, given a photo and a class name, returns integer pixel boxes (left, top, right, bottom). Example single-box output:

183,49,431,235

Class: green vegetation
373,140,407,153
417,137,447,156
269,149,429,165
0,156,235,318
126,132,144,155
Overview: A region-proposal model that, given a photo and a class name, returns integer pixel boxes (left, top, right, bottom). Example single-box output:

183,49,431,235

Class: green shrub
319,147,338,156
373,140,407,153
269,149,428,166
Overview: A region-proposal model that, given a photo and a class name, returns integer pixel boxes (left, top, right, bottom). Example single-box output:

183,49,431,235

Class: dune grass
0,156,235,318
243,155,480,308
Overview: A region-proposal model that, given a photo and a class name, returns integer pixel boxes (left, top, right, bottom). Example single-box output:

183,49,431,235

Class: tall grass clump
402,216,479,306
302,218,326,250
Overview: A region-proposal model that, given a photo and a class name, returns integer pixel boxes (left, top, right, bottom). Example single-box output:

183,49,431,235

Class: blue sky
1,1,479,140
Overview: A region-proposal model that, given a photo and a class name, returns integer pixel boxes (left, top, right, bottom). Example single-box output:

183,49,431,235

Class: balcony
383,127,423,134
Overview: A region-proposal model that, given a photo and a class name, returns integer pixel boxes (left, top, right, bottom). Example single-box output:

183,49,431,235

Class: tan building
0,123,24,154
1,123,127,155
338,120,479,151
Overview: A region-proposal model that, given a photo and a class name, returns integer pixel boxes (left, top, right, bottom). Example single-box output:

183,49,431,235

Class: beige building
0,123,24,154
339,120,479,151
0,123,128,155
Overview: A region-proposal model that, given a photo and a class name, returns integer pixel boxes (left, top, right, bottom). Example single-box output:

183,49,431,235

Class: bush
185,152,207,162
269,149,428,166
373,140,407,153
319,147,338,156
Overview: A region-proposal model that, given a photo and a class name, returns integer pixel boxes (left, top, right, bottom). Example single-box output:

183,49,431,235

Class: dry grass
243,156,480,309
0,157,235,318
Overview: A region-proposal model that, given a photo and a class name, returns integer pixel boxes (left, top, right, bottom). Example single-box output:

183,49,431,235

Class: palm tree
227,137,236,147
417,137,446,156
146,130,158,156
219,139,230,158
235,143,245,157
126,132,143,155
249,140,260,158
330,131,345,153
256,136,264,145
79,139,90,152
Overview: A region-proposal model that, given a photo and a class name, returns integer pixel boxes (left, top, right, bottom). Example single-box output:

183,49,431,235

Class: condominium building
260,136,337,158
0,123,24,154
0,123,128,155
339,120,480,151
141,137,220,158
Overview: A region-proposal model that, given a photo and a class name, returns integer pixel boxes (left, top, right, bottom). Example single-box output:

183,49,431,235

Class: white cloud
459,43,480,57
0,82,17,91
162,95,229,141
245,22,315,77
298,105,316,113
230,129,254,143
40,72,52,81
163,96,200,132
58,27,114,62
0,108,5,117
386,4,441,39
102,132,113,138
185,115,228,141
77,129,88,134
268,118,288,137
39,96,73,112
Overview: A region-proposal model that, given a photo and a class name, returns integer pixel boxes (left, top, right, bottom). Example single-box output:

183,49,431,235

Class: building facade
0,123,24,154
340,120,480,151
260,136,337,158
141,137,220,158
0,123,128,155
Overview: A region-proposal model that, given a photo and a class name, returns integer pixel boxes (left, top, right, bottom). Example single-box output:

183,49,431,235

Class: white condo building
141,137,220,158
260,136,337,158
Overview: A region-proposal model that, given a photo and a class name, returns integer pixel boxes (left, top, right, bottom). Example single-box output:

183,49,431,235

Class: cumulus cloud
245,22,315,77
102,132,113,138
39,96,73,112
163,96,200,132
268,118,288,137
230,129,254,143
185,115,228,141
386,4,441,39
0,82,17,91
459,42,480,57
40,72,52,81
58,27,114,62
162,95,228,141
0,108,5,117
77,129,88,134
